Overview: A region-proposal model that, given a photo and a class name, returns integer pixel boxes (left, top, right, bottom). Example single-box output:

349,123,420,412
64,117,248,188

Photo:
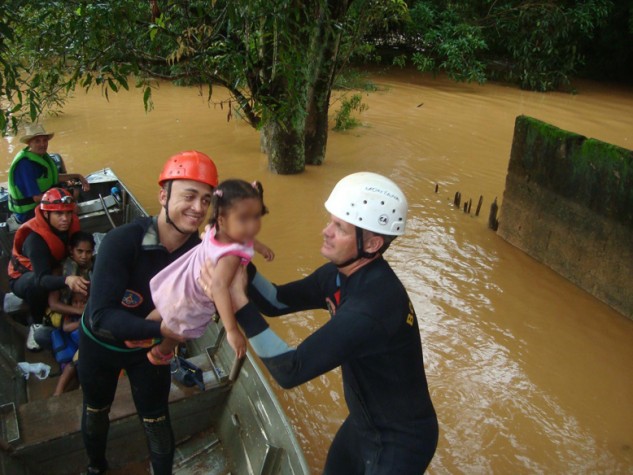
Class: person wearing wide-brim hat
8,123,90,226
19,123,55,144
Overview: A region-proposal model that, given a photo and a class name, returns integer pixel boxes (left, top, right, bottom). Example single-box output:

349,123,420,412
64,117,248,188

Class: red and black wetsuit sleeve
22,232,66,290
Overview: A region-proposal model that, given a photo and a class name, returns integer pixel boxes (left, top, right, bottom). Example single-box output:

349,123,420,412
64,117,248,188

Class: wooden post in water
454,192,461,208
488,197,499,230
475,195,483,216
435,184,439,193
467,199,472,214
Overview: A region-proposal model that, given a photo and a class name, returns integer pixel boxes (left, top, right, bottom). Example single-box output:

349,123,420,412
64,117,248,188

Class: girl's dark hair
209,179,268,228
69,231,95,249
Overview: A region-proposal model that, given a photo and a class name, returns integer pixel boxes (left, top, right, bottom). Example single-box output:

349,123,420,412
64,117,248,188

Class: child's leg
53,363,77,396
147,337,177,365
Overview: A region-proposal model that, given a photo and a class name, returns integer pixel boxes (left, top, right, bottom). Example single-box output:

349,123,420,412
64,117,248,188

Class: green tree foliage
484,1,613,91
0,0,405,173
407,2,487,83
0,5,22,132
579,0,633,82
333,93,368,131
361,0,614,91
0,1,622,174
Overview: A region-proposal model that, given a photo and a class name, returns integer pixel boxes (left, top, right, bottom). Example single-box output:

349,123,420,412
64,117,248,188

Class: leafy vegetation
0,0,629,172
356,0,619,91
333,94,368,131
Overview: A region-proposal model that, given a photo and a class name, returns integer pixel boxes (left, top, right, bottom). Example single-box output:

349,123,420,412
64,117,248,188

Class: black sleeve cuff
246,261,257,283
235,301,269,337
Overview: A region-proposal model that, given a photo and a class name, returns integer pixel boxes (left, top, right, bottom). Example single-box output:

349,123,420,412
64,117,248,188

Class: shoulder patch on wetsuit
406,300,415,326
122,289,143,308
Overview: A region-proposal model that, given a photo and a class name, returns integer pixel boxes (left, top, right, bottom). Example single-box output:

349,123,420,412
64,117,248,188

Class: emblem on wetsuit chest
122,289,143,308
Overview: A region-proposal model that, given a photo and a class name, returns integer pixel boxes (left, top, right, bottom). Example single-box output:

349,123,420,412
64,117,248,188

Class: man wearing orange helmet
8,187,88,351
78,151,217,475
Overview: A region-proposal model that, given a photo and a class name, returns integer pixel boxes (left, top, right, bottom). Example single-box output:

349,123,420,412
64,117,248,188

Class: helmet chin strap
163,181,188,235
336,227,378,268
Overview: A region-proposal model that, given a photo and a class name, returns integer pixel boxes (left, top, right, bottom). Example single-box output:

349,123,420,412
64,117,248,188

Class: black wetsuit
10,232,69,322
78,217,199,475
237,257,438,474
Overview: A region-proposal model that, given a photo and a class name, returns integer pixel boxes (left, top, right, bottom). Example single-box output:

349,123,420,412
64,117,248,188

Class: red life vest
8,207,81,279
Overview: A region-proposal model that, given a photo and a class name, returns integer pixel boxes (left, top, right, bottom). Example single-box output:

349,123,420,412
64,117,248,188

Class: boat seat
76,194,119,217
7,354,231,474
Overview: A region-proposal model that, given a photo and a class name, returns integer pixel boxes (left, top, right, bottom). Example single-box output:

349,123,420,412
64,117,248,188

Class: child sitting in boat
31,230,94,350
127,179,273,365
47,232,94,395
47,231,94,324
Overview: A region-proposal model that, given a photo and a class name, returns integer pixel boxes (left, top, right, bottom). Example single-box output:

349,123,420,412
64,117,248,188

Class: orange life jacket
8,207,81,279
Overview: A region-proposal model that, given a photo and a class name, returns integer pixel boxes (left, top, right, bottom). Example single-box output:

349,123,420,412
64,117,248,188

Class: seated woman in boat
129,178,274,365
7,188,90,351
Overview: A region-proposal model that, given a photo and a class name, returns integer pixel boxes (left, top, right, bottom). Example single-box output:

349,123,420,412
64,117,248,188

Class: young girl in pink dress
132,179,273,365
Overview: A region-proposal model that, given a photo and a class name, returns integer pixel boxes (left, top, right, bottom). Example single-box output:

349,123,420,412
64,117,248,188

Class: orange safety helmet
158,151,219,188
40,188,75,212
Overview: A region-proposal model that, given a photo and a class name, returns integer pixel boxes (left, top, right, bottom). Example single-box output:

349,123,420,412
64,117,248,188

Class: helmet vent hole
363,200,367,204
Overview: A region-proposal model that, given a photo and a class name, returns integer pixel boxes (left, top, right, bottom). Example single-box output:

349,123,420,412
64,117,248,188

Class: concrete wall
498,115,633,319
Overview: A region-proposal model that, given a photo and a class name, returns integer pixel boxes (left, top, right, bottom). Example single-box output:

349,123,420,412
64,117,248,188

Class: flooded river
2,70,633,474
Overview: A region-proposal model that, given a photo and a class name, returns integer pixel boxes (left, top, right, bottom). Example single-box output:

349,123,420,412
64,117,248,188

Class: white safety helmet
324,172,408,236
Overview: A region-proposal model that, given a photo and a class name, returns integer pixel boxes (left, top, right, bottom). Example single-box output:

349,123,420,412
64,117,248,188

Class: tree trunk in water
262,119,306,174
305,66,334,166
304,1,348,166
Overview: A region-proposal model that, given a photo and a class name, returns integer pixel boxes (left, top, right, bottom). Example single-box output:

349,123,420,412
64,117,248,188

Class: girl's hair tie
213,189,223,197
251,181,258,189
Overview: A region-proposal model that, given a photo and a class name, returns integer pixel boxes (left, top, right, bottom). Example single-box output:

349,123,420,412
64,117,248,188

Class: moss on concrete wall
499,115,633,320
511,115,633,227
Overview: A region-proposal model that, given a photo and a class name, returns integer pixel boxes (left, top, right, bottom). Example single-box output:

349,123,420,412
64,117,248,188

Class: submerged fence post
475,195,483,216
488,197,499,230
454,191,461,208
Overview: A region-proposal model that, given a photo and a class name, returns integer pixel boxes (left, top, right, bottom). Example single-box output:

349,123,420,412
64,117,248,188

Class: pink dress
150,228,254,339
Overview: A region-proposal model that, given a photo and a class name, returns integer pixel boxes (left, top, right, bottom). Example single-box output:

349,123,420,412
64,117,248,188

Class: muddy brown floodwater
2,70,633,474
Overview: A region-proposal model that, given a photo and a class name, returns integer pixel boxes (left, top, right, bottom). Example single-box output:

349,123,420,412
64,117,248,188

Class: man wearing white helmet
201,172,438,474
